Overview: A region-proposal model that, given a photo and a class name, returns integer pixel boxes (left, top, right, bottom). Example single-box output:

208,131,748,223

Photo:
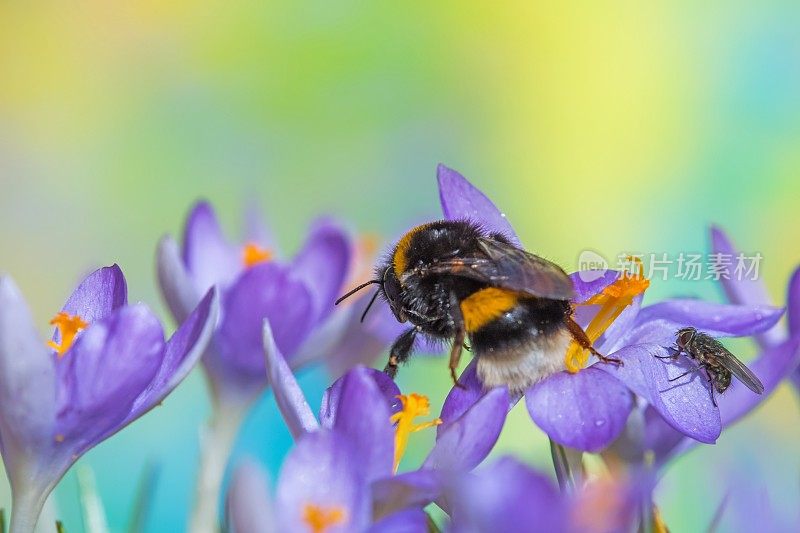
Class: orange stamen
47,312,88,357
302,504,346,533
242,242,273,268
565,258,650,372
390,393,442,473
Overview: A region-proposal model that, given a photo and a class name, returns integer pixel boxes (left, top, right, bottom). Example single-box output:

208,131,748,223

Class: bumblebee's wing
414,237,574,300
715,344,765,394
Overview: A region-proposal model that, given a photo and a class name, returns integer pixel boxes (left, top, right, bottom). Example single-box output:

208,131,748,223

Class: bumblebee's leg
449,330,466,389
564,315,623,366
383,327,419,379
448,293,467,389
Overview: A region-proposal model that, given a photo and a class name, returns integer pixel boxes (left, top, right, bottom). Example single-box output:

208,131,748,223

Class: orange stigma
302,504,346,533
242,242,273,268
390,393,442,473
565,258,650,372
47,312,88,357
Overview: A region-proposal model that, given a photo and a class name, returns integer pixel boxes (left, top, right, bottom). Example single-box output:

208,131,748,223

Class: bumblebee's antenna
360,290,380,322
335,279,380,305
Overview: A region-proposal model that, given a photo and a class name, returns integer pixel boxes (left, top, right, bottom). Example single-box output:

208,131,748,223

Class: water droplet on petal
595,419,606,427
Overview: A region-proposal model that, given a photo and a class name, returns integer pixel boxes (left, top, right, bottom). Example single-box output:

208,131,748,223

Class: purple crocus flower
638,227,800,466
436,165,783,453
157,201,353,405
0,265,217,533
225,444,429,533
263,321,510,523
445,456,653,533
156,201,352,531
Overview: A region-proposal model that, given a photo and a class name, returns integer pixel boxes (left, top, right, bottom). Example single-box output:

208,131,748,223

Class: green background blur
2,2,800,531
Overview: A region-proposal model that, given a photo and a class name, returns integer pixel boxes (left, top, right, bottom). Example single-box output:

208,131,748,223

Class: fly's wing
714,343,765,394
412,237,574,300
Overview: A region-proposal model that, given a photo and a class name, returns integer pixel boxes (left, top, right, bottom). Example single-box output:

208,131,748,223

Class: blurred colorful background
2,2,800,531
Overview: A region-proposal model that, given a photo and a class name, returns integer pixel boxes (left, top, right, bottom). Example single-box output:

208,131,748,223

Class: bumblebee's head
676,327,697,349
334,263,407,324
380,264,407,323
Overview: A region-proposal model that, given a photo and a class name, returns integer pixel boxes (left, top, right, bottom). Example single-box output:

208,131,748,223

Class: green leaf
127,461,161,533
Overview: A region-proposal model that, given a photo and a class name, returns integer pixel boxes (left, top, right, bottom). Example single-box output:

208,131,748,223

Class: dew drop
594,420,606,427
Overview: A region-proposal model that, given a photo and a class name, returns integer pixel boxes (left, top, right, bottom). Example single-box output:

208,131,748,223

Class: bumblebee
336,219,618,392
661,327,764,406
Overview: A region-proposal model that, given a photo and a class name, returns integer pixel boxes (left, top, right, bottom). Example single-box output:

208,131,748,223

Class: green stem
9,485,47,533
549,439,585,494
549,438,574,493
188,398,251,533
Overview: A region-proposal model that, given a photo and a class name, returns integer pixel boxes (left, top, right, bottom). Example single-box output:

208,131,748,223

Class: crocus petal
61,265,127,323
0,277,56,460
437,360,484,429
596,293,645,354
329,367,394,482
525,368,632,452
423,387,509,471
263,321,319,440
276,429,369,533
569,270,621,304
217,262,314,380
448,457,565,533
290,218,352,325
643,407,688,466
367,508,428,533
157,235,201,324
711,225,785,348
226,459,276,533
649,337,800,465
242,201,279,255
710,226,772,307
292,306,352,372
182,201,240,295
721,336,800,426
126,288,218,424
788,267,800,337
437,164,520,246
621,300,784,347
371,470,443,520
320,367,400,428
54,305,165,455
600,345,721,444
